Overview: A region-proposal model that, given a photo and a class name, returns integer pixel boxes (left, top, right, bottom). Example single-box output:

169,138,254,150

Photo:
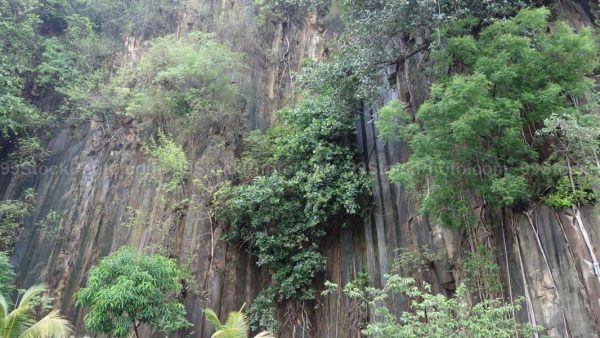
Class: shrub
344,273,541,337
0,252,15,297
121,32,248,140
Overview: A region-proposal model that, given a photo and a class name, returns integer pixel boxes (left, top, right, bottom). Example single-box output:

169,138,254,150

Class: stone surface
2,0,599,337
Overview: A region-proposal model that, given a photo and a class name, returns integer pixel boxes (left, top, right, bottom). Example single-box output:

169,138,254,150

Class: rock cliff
2,0,599,337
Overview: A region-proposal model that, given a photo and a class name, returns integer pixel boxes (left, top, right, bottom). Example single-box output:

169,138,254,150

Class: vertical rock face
2,0,599,337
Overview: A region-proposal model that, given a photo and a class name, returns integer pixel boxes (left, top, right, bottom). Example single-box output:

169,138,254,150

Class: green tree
204,304,276,338
383,7,598,227
75,247,190,338
343,274,540,337
0,284,72,338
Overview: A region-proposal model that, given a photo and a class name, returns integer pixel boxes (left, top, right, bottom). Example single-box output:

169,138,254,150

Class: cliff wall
2,0,600,337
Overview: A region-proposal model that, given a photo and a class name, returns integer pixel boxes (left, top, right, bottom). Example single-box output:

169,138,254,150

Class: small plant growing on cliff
464,245,503,300
75,246,190,338
344,273,541,337
0,188,36,253
147,130,190,192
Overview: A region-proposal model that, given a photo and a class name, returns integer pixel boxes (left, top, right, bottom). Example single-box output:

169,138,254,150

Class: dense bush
146,131,190,192
0,252,15,297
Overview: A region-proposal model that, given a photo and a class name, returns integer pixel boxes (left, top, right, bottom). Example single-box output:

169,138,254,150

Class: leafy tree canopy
75,246,190,338
381,7,599,227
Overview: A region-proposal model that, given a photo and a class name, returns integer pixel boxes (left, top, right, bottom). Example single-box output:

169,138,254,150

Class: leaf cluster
118,32,249,140
344,273,541,337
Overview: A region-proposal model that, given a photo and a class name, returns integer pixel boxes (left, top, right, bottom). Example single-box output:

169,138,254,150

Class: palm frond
223,310,249,338
0,292,8,322
204,308,223,330
19,310,73,338
254,331,276,338
217,327,248,338
17,284,46,309
3,309,36,338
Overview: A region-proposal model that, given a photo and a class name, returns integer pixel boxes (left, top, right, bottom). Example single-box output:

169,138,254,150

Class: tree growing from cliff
75,247,190,338
0,284,73,338
381,7,599,227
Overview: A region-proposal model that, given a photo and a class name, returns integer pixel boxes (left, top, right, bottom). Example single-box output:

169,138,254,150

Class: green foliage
0,188,36,253
217,93,370,317
247,288,278,333
0,0,181,168
234,130,278,183
544,177,576,209
299,0,537,103
119,32,248,139
464,245,503,299
75,246,190,338
0,284,73,338
0,0,45,144
204,304,276,338
75,0,182,39
36,210,63,243
392,247,444,276
254,0,323,28
384,8,599,228
539,112,600,208
378,100,414,142
543,176,595,209
344,273,541,337
146,131,190,192
0,252,15,297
